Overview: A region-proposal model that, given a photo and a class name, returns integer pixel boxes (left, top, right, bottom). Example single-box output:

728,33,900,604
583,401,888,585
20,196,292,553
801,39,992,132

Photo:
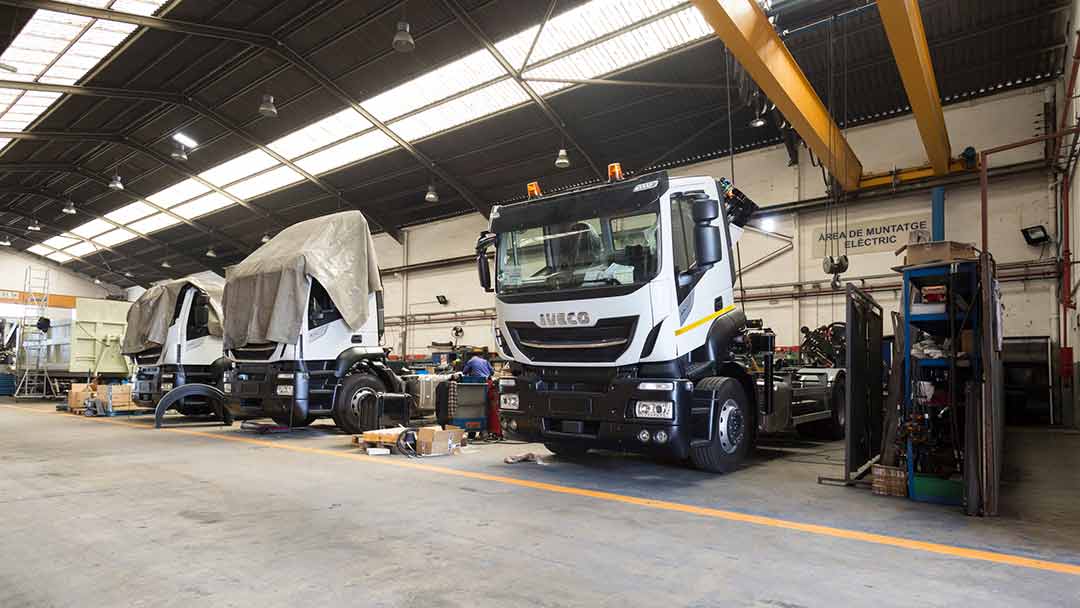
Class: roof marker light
607,162,624,182
527,181,542,198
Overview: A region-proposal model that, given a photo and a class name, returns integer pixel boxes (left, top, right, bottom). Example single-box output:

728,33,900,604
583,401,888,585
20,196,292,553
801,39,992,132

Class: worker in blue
462,350,494,378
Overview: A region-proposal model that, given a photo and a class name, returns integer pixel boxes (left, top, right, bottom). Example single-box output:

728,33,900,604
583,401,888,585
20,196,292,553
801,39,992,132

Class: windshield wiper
580,276,622,286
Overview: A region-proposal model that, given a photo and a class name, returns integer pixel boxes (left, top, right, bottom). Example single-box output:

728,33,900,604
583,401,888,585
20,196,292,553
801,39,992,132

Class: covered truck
122,274,228,416
221,210,405,431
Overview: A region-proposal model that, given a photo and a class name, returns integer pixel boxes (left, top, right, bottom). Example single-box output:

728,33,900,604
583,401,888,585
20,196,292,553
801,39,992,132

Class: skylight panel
128,213,182,234
522,7,710,90
27,244,52,256
390,79,529,142
46,251,73,263
64,241,98,257
146,178,210,208
0,2,168,151
362,48,505,122
105,201,155,224
43,235,79,249
70,218,113,239
295,131,397,175
269,108,370,160
173,192,232,219
225,166,305,200
199,149,278,187
93,228,136,247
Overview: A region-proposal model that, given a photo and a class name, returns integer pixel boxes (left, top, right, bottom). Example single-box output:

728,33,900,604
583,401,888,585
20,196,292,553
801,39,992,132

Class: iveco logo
538,312,590,327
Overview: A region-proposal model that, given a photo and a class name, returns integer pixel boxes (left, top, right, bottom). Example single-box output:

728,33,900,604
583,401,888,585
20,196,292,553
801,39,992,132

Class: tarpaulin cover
122,274,225,355
222,210,381,350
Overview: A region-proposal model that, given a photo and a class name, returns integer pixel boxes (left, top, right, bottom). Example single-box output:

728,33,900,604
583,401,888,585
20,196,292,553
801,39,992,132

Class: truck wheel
690,377,751,473
333,373,386,435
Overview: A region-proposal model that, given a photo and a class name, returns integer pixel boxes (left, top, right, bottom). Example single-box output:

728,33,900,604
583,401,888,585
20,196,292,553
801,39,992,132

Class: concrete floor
1,400,1078,607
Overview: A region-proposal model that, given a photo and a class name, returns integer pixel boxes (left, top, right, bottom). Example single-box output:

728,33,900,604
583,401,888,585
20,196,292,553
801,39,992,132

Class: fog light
276,384,293,396
160,382,173,391
508,418,518,431
223,383,232,393
653,430,669,444
500,393,520,410
637,429,651,443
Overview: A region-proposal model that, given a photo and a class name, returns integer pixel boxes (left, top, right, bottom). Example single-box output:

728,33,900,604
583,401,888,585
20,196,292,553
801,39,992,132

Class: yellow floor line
5,403,1080,577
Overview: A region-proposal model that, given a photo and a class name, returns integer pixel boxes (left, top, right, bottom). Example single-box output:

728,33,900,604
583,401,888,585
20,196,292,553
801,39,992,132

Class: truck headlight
499,378,516,390
638,381,674,391
634,400,673,419
500,393,520,410
277,373,293,380
276,385,294,396
160,382,173,392
161,374,174,381
223,383,232,393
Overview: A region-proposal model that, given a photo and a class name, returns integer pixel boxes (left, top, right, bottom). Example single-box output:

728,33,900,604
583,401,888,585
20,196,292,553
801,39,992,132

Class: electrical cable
725,46,736,186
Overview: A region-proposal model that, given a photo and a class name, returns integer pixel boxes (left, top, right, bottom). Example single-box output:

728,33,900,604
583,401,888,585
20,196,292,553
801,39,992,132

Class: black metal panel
844,283,884,483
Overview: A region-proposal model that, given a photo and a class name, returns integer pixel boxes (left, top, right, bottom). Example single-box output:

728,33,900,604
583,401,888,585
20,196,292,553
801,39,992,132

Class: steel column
878,0,952,175
690,0,863,190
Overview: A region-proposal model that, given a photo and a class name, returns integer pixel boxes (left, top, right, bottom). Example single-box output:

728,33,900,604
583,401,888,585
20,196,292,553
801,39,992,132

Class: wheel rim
835,382,846,428
717,398,745,454
348,387,377,427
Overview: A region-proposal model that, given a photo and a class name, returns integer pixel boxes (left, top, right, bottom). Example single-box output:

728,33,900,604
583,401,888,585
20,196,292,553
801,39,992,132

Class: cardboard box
417,425,465,456
67,383,133,409
899,241,977,266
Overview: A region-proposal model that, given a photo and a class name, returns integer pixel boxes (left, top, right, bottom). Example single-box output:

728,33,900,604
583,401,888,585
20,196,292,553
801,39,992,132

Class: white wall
376,85,1056,357
0,248,115,298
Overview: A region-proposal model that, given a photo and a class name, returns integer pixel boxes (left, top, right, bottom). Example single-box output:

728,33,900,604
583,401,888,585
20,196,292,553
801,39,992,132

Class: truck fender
692,308,747,364
335,348,402,393
154,383,231,429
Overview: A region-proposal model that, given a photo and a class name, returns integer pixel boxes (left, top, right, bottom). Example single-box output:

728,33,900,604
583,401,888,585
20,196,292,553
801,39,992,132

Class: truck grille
507,316,637,363
229,342,279,361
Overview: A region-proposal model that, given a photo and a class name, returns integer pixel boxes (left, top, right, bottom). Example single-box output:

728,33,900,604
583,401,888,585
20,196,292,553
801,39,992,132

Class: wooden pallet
69,405,153,417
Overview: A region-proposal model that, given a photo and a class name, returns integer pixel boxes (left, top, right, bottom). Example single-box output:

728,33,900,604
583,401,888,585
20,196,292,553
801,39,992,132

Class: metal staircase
15,266,59,399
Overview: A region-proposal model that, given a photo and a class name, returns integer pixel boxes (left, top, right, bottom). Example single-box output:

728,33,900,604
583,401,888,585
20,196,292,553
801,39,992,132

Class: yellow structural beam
878,0,952,175
691,0,863,190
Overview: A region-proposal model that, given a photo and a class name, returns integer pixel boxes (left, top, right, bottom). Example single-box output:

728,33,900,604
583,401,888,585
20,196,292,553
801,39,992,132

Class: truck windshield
496,210,659,294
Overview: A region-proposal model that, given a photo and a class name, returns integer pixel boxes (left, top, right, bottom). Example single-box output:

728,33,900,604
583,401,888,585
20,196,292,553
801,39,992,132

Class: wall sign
812,213,930,257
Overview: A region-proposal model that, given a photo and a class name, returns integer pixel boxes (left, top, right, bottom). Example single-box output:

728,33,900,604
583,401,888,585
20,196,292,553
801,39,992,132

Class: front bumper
225,361,309,421
499,375,694,459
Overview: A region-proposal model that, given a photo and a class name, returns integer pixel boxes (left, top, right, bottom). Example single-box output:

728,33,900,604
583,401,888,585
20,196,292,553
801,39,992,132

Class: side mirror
475,231,496,293
691,195,723,268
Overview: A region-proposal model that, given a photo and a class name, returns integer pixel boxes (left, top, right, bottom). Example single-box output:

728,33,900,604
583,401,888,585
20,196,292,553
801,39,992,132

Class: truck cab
125,279,228,417
221,210,404,432
477,170,765,471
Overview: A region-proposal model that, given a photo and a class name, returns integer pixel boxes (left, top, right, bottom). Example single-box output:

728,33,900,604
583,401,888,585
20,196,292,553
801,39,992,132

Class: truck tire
333,373,387,435
690,377,751,473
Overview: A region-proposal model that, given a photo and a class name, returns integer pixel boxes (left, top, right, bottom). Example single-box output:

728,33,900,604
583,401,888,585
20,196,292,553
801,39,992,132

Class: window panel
128,213,182,234
173,192,233,219
269,108,370,159
70,218,113,238
46,251,74,263
43,235,79,249
93,228,136,247
64,241,99,257
295,131,397,175
146,178,209,208
27,244,52,256
105,201,155,224
199,149,278,187
225,166,304,199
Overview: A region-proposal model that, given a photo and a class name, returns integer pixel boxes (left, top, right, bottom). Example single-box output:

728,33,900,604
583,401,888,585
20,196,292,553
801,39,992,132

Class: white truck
219,210,407,432
122,275,229,420
477,169,844,472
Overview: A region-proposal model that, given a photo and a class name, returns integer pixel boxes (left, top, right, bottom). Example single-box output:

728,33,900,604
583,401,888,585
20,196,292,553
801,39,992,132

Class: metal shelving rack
901,260,981,508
